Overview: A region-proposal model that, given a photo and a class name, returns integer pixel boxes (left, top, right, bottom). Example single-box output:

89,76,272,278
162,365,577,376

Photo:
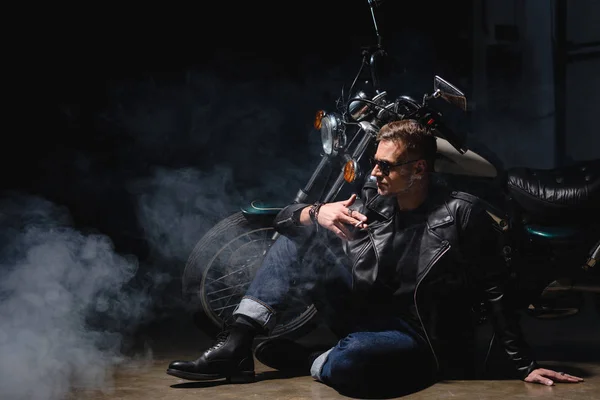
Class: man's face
370,139,425,197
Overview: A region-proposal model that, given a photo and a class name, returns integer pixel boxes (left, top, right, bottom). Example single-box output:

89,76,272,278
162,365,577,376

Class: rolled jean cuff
310,348,333,382
232,296,276,332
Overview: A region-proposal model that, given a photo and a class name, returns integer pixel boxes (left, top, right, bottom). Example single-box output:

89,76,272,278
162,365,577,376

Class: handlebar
346,97,404,121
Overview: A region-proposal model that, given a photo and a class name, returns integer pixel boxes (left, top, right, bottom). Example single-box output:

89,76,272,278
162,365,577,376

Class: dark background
7,1,596,398
3,1,472,258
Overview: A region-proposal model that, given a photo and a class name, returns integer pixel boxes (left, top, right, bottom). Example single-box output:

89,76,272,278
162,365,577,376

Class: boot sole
166,368,255,383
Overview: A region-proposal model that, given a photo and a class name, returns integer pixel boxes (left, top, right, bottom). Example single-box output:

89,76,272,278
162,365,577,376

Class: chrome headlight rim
320,112,345,156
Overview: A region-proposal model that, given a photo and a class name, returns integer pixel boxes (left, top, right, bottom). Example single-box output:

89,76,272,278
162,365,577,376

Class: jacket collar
365,183,455,230
425,187,455,231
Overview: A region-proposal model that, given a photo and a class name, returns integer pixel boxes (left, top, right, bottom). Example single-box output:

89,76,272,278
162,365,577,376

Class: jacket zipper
414,241,450,371
351,230,376,290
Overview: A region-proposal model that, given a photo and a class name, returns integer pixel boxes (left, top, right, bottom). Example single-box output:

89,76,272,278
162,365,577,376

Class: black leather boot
254,338,326,375
166,324,255,383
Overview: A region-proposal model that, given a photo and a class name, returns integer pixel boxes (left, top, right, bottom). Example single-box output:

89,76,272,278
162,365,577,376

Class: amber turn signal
344,160,357,183
314,110,325,130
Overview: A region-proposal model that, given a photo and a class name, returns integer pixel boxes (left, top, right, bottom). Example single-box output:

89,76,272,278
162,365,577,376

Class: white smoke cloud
129,165,242,263
0,194,152,400
128,162,311,265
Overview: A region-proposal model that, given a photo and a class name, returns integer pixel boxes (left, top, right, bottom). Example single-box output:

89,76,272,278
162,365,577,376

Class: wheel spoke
215,284,245,317
213,303,241,312
198,224,315,334
208,285,249,303
205,282,250,296
206,264,255,283
206,241,270,283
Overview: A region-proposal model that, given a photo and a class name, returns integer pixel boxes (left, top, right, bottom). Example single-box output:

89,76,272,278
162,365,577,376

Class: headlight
320,112,345,156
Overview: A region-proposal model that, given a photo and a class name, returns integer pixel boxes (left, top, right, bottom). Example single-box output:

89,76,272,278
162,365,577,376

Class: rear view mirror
433,76,467,111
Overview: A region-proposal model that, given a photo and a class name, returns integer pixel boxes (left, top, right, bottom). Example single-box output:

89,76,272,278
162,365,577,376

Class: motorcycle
181,0,600,341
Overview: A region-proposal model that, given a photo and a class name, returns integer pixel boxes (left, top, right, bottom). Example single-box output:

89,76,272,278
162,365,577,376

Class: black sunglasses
369,157,421,176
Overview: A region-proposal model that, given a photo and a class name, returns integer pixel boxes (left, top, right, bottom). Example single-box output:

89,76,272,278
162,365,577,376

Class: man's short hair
376,119,437,171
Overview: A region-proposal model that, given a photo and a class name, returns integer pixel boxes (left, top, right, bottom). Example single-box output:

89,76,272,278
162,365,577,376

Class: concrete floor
68,358,600,400
67,294,600,400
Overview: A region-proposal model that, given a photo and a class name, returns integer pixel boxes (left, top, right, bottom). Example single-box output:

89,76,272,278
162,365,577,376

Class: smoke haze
0,195,151,400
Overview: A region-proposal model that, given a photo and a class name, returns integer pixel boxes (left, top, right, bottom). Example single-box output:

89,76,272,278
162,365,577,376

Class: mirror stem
368,0,383,48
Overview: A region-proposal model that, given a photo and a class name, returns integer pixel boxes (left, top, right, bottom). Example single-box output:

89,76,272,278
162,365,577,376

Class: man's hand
525,368,584,386
317,194,368,240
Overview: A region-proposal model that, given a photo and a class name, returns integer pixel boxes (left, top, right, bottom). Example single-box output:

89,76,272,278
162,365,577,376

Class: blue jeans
233,235,436,396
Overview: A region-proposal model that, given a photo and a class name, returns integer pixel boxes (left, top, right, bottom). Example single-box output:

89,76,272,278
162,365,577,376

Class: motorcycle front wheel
182,211,318,341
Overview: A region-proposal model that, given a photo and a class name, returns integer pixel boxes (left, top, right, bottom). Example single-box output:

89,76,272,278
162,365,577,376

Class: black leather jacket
274,178,538,380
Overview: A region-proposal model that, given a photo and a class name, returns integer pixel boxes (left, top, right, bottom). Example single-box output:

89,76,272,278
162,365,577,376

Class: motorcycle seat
506,158,600,221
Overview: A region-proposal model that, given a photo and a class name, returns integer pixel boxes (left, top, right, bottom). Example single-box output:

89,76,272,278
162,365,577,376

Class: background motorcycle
181,0,600,341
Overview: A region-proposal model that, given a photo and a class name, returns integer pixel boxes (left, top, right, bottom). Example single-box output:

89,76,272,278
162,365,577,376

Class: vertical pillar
553,0,567,167
471,1,558,169
521,0,556,168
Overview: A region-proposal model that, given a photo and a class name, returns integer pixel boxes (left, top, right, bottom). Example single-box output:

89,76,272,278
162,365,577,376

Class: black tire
182,211,318,341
